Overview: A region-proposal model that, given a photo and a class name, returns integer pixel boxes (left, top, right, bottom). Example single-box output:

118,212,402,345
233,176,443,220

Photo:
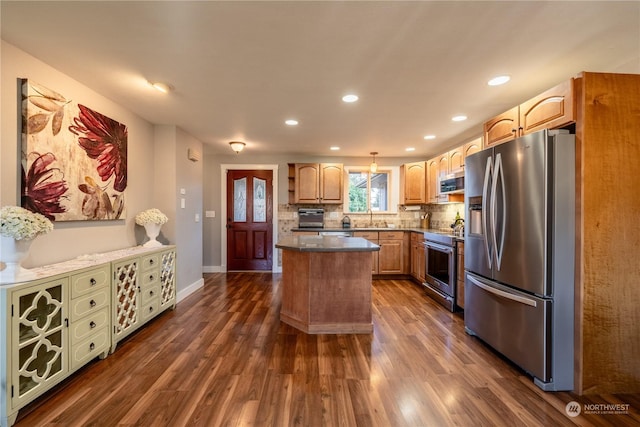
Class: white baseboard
177,277,204,303
202,265,282,273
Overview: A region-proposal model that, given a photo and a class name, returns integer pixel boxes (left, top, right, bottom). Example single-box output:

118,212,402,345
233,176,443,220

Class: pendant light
229,141,246,154
370,152,378,173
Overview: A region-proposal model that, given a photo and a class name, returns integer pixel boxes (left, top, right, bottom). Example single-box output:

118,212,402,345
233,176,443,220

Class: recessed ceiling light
406,147,416,152
330,146,340,151
285,119,299,126
452,115,467,122
149,81,172,93
488,75,511,86
423,135,436,140
342,94,359,103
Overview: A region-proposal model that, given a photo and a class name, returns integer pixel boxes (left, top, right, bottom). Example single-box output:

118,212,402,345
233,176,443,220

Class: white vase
143,223,163,248
0,235,37,283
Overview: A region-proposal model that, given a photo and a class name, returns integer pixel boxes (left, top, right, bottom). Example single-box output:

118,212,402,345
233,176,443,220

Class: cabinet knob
90,278,97,286
150,290,154,296
90,321,96,329
149,307,154,313
90,299,96,308
149,275,154,281
149,259,155,265
90,342,95,351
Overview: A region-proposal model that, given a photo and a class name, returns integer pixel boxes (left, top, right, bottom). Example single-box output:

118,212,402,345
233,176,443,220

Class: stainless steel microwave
440,172,464,194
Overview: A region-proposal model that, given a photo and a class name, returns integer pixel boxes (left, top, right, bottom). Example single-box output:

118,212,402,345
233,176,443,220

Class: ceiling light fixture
342,94,359,103
406,147,416,152
370,152,378,173
423,135,436,140
488,75,511,86
285,119,298,126
229,141,246,154
330,146,340,151
150,82,171,93
452,115,467,122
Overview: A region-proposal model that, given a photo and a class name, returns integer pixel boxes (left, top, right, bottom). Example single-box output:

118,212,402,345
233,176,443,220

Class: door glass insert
233,177,247,222
253,177,266,222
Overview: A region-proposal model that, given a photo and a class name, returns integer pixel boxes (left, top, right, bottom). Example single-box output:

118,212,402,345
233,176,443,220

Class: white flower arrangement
135,208,169,226
0,206,54,240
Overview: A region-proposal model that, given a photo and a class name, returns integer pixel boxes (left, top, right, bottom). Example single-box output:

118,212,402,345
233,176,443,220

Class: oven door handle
424,241,454,254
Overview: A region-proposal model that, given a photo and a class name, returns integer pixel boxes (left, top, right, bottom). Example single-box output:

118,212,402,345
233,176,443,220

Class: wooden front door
226,170,273,271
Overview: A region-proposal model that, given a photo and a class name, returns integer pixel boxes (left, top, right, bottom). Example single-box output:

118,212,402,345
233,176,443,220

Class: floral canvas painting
20,79,127,221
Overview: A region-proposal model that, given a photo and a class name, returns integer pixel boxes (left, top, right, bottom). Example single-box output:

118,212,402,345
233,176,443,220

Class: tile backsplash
277,202,465,236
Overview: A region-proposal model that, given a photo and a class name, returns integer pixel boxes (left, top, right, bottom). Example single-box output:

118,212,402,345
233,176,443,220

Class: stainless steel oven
423,233,456,311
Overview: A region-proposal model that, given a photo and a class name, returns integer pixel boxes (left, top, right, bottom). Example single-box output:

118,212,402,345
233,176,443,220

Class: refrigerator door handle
493,153,506,270
467,274,538,307
482,156,493,268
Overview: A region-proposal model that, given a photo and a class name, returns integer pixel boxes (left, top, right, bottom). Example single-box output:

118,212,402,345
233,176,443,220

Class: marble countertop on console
0,244,175,286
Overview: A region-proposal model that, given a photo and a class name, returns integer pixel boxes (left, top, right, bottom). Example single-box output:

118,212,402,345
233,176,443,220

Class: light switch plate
181,198,185,209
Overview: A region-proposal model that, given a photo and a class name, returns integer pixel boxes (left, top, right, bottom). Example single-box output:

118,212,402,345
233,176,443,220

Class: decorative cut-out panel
160,251,176,306
114,261,138,335
14,283,65,401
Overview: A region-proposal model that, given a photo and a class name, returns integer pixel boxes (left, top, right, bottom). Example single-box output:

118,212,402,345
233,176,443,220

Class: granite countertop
276,235,380,252
291,227,464,241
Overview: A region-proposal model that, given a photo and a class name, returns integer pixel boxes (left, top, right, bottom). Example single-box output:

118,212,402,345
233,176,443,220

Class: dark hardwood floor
15,273,640,426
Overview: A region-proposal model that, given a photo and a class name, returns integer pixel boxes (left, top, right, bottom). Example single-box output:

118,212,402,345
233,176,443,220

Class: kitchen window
345,166,398,214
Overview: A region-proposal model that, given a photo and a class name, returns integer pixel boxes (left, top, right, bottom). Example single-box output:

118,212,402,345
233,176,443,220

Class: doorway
221,165,278,272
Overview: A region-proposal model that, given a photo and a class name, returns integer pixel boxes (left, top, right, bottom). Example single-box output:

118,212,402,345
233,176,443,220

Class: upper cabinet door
484,106,519,147
463,138,483,168
295,163,320,203
426,157,440,203
319,163,343,203
448,146,464,174
401,161,426,205
519,79,574,135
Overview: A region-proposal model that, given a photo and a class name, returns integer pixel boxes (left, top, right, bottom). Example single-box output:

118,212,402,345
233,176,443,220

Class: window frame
343,165,399,215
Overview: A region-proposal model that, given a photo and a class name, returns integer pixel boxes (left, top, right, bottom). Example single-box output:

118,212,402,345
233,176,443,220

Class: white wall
1,41,155,266
1,42,204,299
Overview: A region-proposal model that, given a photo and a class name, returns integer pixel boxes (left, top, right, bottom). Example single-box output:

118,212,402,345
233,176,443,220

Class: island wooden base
280,250,373,334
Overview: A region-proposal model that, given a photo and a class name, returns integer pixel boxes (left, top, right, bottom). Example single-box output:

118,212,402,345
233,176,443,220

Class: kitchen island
276,235,380,334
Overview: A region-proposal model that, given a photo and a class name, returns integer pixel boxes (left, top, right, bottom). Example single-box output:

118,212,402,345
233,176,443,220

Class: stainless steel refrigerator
464,129,575,391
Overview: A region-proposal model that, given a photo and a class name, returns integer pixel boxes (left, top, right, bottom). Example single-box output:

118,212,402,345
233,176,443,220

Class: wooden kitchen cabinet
410,232,426,283
353,231,407,275
426,157,439,204
378,231,407,274
427,153,464,204
353,231,379,274
484,106,519,147
456,241,464,309
289,163,343,204
400,161,426,205
448,146,464,174
462,138,482,164
484,79,575,147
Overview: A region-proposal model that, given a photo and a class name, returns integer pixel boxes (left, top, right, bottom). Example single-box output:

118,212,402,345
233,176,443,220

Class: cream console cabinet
0,245,176,427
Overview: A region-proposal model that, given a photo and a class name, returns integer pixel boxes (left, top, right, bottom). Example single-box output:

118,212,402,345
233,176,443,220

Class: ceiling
2,1,639,158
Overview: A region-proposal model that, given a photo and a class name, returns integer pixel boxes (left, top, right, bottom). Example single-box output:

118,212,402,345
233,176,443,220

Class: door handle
482,156,493,268
467,274,537,307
